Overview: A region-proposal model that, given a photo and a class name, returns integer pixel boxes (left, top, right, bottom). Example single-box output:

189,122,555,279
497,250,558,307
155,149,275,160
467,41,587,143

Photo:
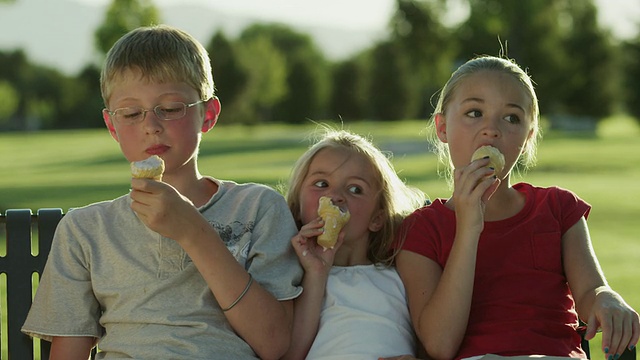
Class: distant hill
0,0,386,75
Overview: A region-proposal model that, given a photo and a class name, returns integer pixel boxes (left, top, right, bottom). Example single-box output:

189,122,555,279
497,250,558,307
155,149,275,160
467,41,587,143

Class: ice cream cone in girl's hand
317,196,350,249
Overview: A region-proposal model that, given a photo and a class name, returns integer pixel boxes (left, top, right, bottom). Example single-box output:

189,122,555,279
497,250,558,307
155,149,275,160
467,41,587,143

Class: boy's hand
584,288,640,359
291,217,344,275
129,178,204,241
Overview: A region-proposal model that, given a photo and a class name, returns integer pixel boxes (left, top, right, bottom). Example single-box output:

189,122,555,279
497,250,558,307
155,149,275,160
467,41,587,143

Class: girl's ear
521,127,535,155
103,109,119,142
435,113,448,143
202,97,221,133
368,209,386,233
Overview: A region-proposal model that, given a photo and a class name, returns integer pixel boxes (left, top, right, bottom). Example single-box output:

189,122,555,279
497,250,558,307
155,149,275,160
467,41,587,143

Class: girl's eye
348,185,363,194
466,110,482,118
504,114,521,124
313,180,328,188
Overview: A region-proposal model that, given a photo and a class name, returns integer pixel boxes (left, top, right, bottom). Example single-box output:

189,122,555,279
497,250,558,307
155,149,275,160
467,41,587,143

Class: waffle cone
317,196,350,249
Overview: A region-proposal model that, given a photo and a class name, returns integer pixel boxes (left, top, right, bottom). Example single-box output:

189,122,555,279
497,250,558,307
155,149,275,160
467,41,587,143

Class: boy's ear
435,113,448,143
102,109,120,142
202,97,221,133
368,209,386,233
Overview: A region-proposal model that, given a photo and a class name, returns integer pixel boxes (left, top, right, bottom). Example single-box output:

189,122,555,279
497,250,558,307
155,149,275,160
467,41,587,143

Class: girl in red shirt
396,55,639,360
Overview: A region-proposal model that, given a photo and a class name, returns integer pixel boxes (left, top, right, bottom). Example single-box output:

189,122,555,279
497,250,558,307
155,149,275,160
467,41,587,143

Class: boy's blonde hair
430,55,541,182
287,127,425,266
100,24,215,105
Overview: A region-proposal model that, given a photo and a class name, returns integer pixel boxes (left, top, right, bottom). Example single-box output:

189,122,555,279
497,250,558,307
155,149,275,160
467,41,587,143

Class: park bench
1,208,58,359
0,208,97,359
0,208,636,360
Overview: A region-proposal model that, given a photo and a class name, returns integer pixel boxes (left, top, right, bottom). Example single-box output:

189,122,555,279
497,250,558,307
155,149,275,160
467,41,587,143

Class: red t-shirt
401,183,590,359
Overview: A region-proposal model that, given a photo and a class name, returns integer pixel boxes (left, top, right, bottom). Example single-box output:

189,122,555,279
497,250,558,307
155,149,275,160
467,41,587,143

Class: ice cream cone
471,145,505,175
317,196,350,249
131,155,165,181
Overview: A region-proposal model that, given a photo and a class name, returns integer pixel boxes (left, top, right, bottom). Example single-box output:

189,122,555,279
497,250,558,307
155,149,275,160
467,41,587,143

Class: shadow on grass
0,183,130,213
198,138,308,157
0,177,296,213
32,153,126,172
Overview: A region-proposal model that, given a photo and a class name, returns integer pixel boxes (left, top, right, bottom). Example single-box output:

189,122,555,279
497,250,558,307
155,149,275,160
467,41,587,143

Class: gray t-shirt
22,178,303,359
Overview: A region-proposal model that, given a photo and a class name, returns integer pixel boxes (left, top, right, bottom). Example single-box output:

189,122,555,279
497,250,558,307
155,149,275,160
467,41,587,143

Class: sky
74,0,397,31
72,0,640,36
1,0,639,75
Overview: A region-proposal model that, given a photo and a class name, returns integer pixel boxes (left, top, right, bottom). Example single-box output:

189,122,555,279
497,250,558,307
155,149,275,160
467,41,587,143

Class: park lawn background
1,117,639,359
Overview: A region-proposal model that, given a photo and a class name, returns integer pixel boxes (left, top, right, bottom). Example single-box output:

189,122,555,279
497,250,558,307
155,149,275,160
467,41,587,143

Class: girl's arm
50,336,95,360
563,217,640,358
396,160,496,360
283,268,328,359
283,219,340,360
396,235,477,360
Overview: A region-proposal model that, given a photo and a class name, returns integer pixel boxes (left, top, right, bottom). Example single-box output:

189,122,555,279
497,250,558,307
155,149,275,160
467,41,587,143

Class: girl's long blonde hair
287,126,425,266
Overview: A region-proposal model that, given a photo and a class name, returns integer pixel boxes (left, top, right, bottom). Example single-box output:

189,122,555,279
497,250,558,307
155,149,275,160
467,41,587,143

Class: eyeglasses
104,99,207,125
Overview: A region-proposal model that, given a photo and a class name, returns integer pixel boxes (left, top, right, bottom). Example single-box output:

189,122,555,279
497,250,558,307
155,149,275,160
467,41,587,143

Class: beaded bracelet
222,274,253,312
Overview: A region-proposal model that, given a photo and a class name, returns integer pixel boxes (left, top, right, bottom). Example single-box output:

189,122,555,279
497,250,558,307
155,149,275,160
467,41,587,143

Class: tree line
1,0,640,131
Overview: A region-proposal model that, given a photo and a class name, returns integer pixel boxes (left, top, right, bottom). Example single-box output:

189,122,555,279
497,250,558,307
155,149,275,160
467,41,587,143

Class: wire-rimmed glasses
104,99,207,125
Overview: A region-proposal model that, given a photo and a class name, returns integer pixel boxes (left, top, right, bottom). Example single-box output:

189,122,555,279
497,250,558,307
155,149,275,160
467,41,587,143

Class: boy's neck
165,174,218,208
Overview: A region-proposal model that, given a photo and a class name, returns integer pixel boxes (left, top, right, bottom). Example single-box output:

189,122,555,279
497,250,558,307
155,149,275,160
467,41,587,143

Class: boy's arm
165,209,295,360
130,181,295,360
50,336,95,360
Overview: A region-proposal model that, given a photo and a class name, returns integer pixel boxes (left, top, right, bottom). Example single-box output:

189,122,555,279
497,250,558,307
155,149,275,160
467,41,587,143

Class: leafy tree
0,50,70,130
0,80,19,127
234,35,288,124
455,0,617,124
58,64,104,129
29,66,74,129
623,35,640,123
94,0,161,57
558,1,618,119
456,0,569,116
0,50,27,83
240,24,330,123
329,57,368,121
368,41,418,121
390,0,455,118
206,31,248,113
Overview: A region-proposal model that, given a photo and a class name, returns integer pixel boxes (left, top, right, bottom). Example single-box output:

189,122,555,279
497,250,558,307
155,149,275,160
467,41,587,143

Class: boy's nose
143,112,164,134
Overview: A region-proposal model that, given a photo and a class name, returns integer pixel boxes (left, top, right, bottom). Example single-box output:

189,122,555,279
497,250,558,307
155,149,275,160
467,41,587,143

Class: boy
22,25,302,360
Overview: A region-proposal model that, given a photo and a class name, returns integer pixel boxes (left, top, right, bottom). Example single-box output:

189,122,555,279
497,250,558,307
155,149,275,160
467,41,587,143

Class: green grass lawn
1,116,639,358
